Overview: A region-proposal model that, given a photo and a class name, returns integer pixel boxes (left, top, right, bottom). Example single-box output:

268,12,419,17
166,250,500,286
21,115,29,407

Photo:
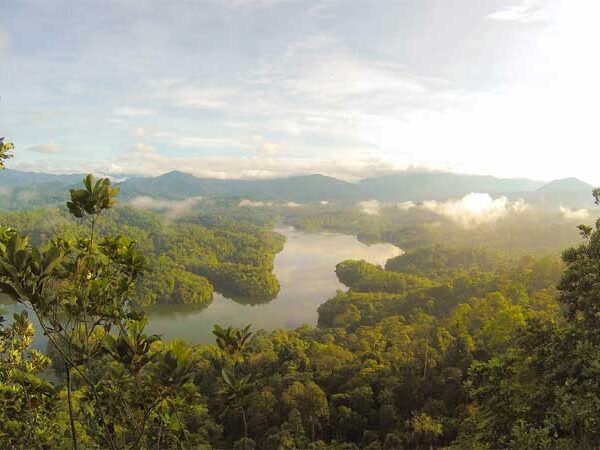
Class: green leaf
84,174,94,192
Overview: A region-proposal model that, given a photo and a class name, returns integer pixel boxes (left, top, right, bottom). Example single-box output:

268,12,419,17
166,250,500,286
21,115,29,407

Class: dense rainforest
0,206,284,307
2,136,600,449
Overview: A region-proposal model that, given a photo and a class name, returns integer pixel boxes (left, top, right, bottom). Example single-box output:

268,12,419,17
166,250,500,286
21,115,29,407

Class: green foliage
558,217,600,323
337,259,434,293
458,194,600,449
0,137,13,170
0,206,285,306
195,261,280,303
67,174,119,218
0,176,217,449
385,245,500,278
283,381,329,440
0,311,59,448
214,324,253,362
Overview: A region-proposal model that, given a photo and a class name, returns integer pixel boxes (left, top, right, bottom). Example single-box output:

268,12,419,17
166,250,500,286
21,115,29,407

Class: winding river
1,227,401,345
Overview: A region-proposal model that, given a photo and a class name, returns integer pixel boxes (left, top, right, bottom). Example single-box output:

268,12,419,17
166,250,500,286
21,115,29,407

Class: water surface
1,227,401,345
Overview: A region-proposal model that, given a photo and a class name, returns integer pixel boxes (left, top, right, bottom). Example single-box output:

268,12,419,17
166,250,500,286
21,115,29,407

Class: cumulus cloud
247,135,284,158
357,200,382,216
129,195,203,218
422,193,529,227
559,206,590,221
397,201,416,211
29,143,63,154
512,198,530,213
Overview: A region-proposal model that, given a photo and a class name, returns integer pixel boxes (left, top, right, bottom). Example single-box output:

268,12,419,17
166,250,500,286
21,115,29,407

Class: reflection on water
1,227,401,346
144,227,401,343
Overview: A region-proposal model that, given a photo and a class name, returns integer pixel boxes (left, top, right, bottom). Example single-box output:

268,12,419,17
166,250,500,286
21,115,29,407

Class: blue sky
2,0,599,182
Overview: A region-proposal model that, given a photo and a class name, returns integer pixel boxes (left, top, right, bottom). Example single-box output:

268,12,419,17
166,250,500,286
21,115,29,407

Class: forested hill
0,206,285,306
527,177,596,208
2,168,595,207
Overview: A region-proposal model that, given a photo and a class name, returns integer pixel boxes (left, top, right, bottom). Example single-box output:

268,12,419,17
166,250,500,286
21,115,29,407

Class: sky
1,0,599,182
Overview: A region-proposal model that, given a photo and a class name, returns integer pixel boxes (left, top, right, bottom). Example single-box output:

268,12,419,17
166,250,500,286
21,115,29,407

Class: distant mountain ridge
120,172,360,202
357,172,546,202
0,168,83,187
117,170,551,203
537,177,594,193
524,177,596,209
0,168,596,209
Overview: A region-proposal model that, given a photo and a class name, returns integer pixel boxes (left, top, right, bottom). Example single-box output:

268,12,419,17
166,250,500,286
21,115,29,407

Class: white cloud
422,193,529,227
559,206,590,221
129,133,281,156
9,0,600,187
246,135,284,158
486,0,545,23
357,199,382,216
238,199,274,207
142,35,452,160
283,58,427,102
512,198,531,213
159,134,243,150
397,201,416,211
29,143,63,154
237,199,307,208
13,142,401,180
129,195,203,218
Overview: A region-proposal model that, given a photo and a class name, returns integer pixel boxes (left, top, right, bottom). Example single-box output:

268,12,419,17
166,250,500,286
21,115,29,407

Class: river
0,226,401,346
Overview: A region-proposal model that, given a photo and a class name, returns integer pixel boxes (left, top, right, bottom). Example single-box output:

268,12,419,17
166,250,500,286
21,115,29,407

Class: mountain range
0,169,596,210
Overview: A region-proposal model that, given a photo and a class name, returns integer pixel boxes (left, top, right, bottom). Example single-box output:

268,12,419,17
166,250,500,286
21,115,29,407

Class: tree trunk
66,363,79,450
241,406,248,444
